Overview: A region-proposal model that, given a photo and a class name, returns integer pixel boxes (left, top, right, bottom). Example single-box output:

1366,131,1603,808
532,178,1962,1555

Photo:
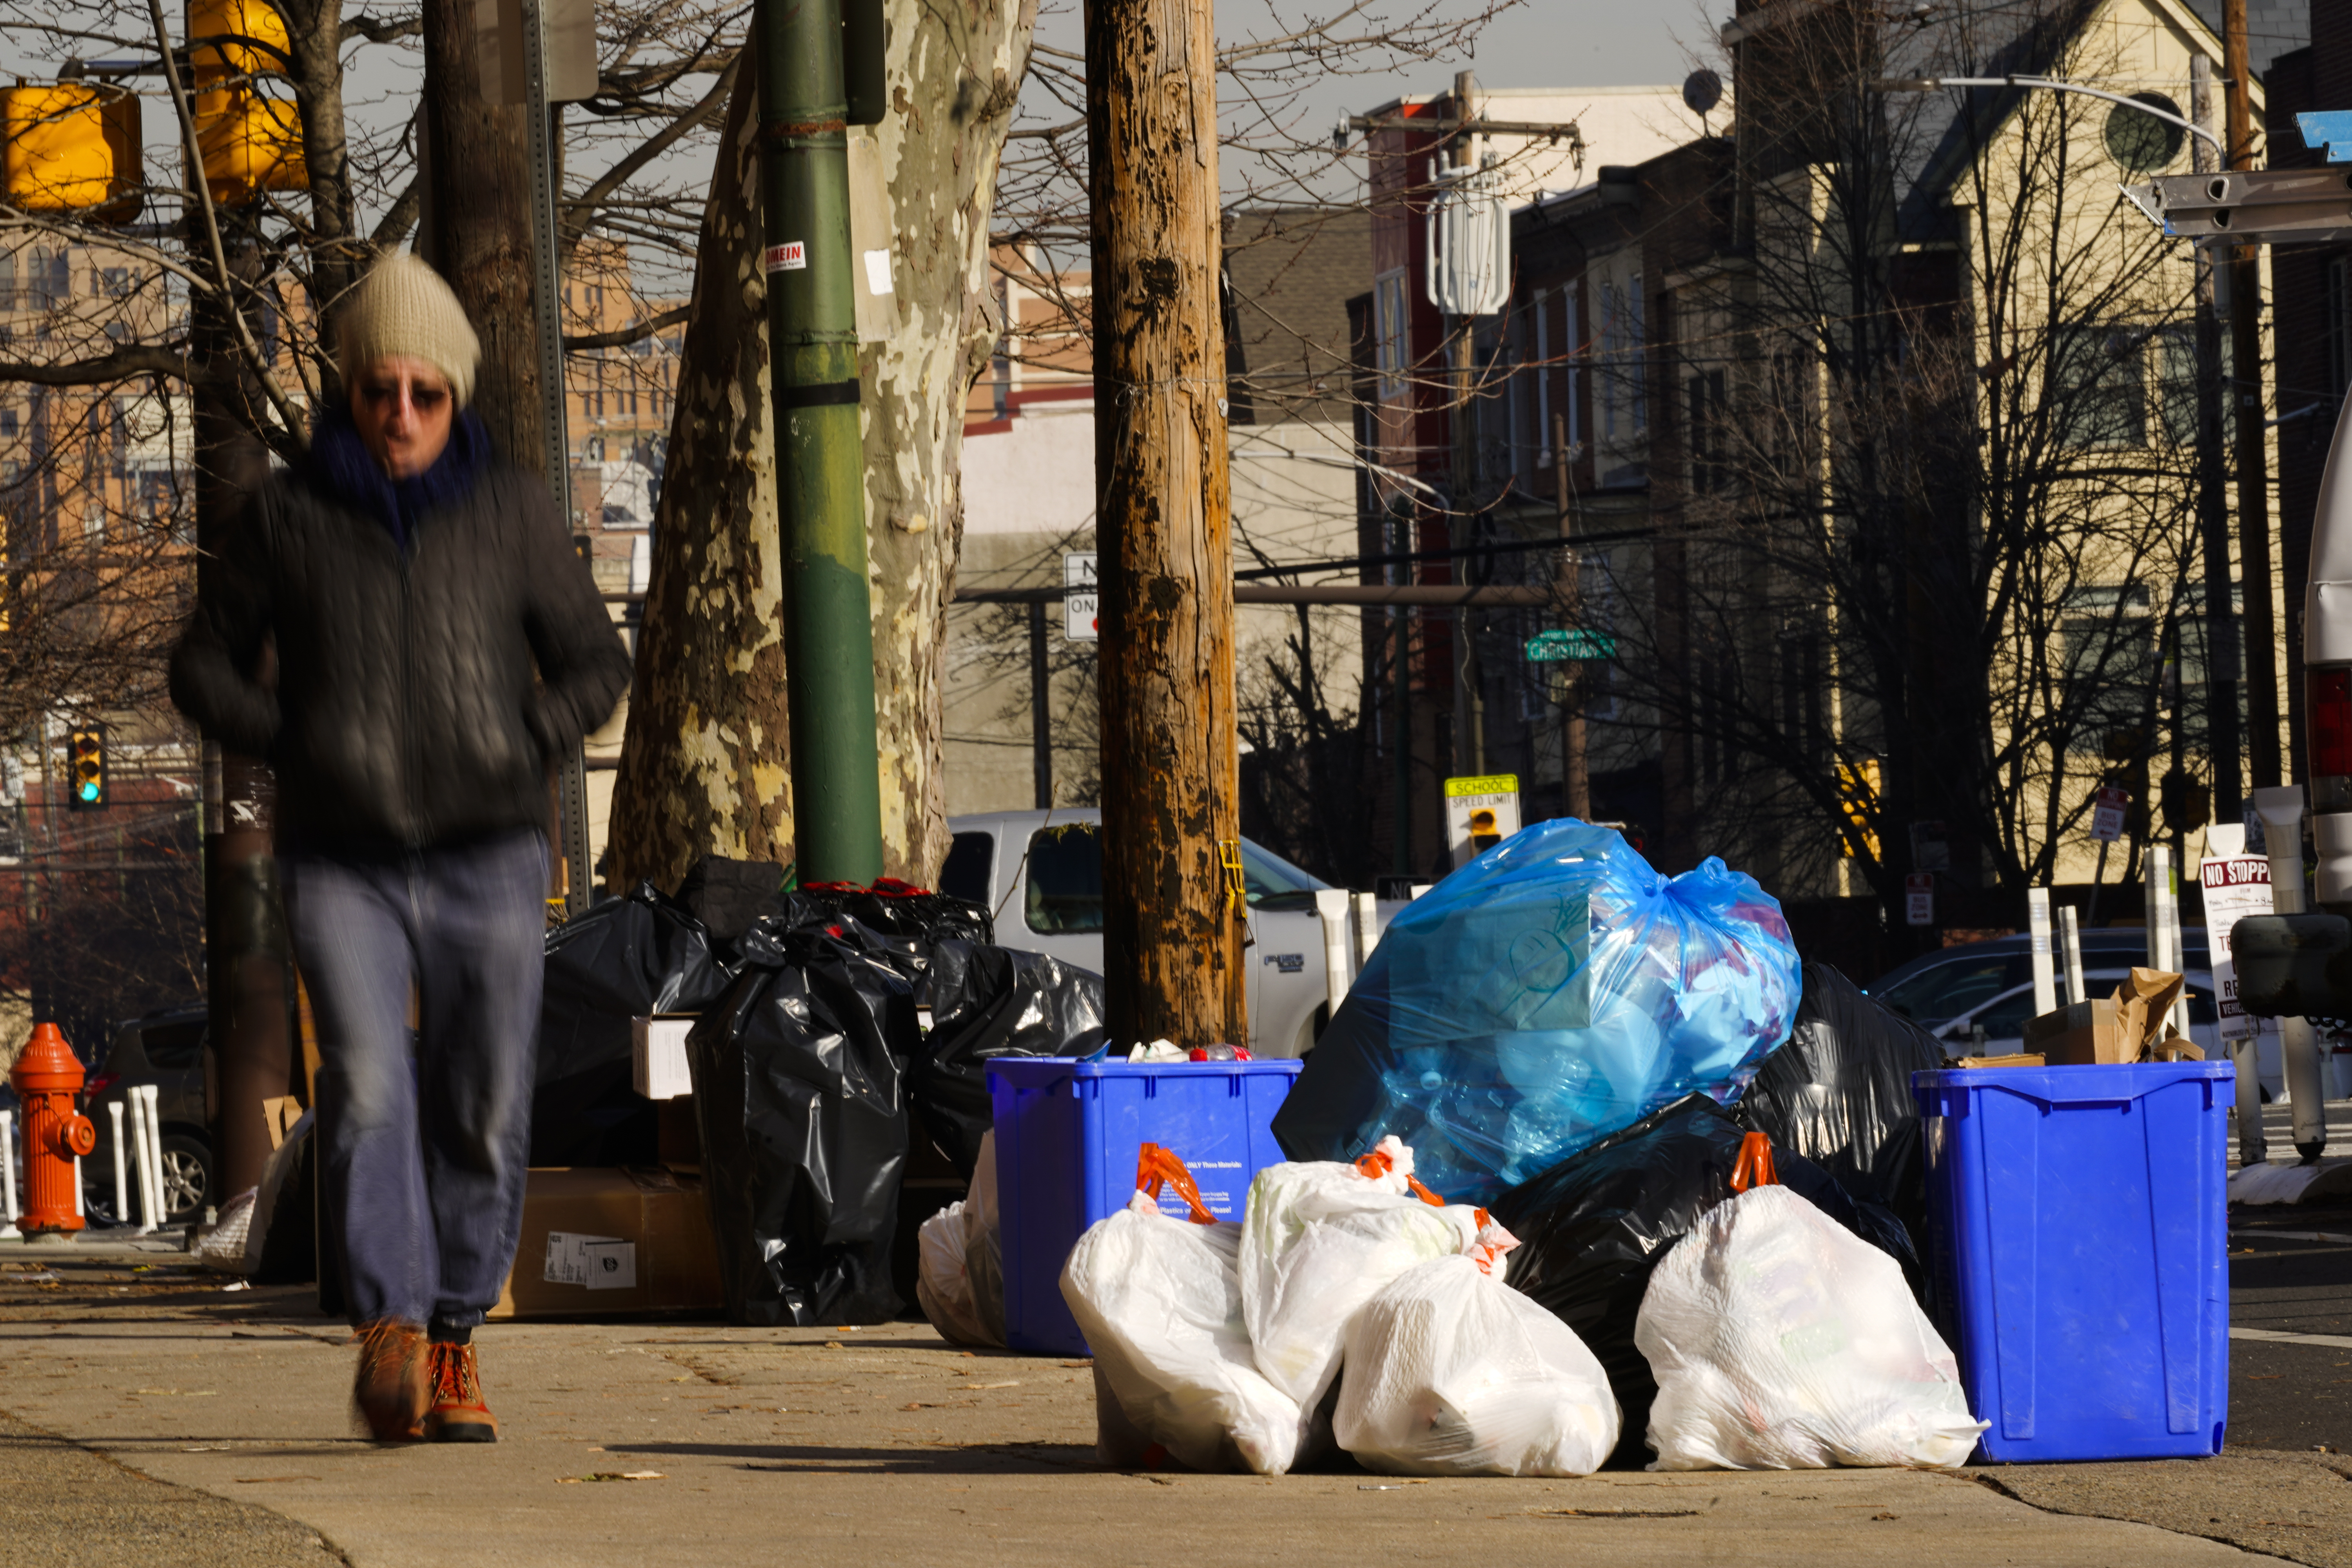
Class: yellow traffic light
188,0,306,206
0,85,141,221
67,727,107,809
188,0,289,81
194,89,306,205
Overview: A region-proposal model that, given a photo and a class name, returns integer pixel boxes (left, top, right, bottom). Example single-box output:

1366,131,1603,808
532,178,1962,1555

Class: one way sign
1064,552,1098,641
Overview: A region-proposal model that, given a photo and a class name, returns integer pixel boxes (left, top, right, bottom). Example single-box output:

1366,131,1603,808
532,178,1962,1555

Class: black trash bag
689,922,917,1325
673,856,792,951
793,880,996,1000
1734,962,1946,1254
915,938,1110,1175
532,883,735,1166
1490,1093,1917,1469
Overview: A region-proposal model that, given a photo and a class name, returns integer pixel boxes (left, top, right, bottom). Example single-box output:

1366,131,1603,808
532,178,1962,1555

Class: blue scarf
309,403,492,553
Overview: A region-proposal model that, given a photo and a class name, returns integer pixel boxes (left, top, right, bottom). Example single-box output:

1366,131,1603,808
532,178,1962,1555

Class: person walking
171,253,632,1443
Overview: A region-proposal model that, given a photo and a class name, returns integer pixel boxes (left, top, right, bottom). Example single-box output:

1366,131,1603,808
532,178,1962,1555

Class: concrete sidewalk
0,1256,2313,1568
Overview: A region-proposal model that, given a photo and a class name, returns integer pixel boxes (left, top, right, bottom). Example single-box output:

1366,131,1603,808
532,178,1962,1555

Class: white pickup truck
937,809,1399,1057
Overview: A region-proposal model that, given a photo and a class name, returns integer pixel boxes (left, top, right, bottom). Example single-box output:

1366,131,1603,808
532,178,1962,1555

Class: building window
1686,368,1727,494
1599,270,1646,441
2153,323,2209,450
100,267,130,298
1374,269,1408,401
0,408,16,438
2060,586,2156,754
1781,634,1824,762
2054,323,2147,450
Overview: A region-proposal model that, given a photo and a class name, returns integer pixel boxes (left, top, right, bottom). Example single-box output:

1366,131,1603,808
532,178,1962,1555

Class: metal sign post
518,0,594,915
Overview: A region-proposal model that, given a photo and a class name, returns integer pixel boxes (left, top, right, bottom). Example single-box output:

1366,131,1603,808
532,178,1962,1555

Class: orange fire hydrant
11,1023,95,1234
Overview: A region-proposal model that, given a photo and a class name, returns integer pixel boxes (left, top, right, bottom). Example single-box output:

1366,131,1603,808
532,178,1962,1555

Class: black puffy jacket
169,459,633,852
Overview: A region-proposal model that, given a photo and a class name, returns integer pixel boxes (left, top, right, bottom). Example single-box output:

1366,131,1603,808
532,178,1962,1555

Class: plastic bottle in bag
1272,820,1802,1204
1635,1134,1985,1470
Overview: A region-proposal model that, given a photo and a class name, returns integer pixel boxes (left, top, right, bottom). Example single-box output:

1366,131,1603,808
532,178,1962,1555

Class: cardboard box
2024,999,2126,1065
490,1166,723,1319
631,1015,697,1100
2024,969,2194,1066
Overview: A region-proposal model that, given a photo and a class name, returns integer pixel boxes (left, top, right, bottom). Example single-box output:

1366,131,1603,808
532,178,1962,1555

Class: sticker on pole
1905,872,1935,927
1444,774,1521,867
762,241,808,274
1064,552,1098,641
2091,786,2128,842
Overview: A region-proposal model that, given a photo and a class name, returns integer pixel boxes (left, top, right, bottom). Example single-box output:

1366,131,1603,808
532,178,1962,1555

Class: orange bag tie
1354,1147,1451,1210
1728,1131,1779,1193
1135,1142,1219,1225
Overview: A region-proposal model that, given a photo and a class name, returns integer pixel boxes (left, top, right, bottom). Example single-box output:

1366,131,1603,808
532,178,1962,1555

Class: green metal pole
755,0,884,886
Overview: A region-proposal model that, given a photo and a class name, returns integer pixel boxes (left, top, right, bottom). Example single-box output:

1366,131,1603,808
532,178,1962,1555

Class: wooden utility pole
2223,0,2281,787
421,0,543,473
1086,0,1245,1047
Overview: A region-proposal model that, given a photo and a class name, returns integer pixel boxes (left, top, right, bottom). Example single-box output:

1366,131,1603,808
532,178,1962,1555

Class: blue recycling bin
1914,1061,2233,1463
987,1056,1303,1355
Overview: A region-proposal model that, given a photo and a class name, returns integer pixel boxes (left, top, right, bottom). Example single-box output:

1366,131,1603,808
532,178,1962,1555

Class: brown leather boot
351,1321,427,1442
423,1340,498,1443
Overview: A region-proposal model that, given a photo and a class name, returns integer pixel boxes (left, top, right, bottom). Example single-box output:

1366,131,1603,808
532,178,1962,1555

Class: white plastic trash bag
1240,1135,1503,1410
1635,1137,1985,1470
916,1131,1003,1347
1335,1253,1620,1476
1061,1144,1315,1474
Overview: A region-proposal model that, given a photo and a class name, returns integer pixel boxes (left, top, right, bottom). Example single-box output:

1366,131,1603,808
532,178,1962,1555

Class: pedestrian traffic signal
67,727,105,808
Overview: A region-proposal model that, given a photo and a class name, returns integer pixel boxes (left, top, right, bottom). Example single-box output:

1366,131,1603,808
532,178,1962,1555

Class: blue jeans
283,830,548,1329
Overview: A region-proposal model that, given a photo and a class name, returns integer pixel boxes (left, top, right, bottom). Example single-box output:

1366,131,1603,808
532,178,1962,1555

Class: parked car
1867,928,2212,1032
81,1007,213,1224
1868,931,2278,1094
940,810,1401,1057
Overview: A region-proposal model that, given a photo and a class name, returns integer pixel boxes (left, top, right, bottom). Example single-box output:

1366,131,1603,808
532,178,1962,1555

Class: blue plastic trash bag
1270,819,1801,1204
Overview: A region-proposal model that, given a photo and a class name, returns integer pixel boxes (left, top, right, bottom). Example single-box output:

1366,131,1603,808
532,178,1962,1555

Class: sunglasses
356,377,451,412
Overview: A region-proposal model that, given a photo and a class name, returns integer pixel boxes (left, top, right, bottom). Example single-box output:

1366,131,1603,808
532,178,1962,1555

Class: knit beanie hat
337,252,481,407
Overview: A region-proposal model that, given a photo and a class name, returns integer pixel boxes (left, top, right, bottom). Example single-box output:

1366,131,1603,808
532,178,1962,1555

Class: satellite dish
1682,69,1724,116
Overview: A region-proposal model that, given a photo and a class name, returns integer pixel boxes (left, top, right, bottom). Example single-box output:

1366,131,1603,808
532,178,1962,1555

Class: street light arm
1874,75,2222,155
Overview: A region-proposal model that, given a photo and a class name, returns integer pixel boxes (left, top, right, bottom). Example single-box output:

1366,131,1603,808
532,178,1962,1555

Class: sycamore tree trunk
606,1,1033,893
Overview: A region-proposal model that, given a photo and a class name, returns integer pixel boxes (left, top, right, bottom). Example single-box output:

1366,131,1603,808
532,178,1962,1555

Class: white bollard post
127,1088,157,1233
2058,904,2086,1006
0,1109,17,1239
138,1084,168,1227
108,1102,130,1230
1313,889,1352,1015
1351,891,1380,965
2254,786,2328,1161
2027,888,2058,1017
